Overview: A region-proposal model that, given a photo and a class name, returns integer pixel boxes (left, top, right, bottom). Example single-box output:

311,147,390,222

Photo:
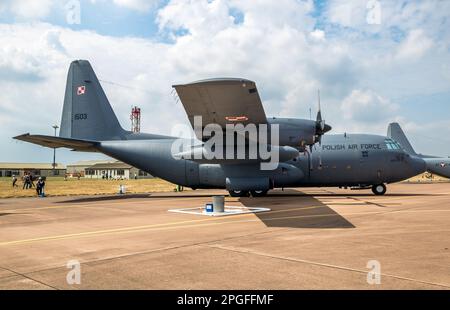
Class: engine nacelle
267,117,331,148
174,144,299,164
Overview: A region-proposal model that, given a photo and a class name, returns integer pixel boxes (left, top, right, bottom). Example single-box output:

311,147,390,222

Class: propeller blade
309,90,331,153
315,89,330,134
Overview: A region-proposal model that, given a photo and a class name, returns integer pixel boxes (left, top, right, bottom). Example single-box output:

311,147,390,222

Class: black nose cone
323,123,332,133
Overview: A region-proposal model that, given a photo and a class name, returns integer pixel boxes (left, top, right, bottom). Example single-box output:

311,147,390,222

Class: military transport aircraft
388,123,450,179
14,60,426,197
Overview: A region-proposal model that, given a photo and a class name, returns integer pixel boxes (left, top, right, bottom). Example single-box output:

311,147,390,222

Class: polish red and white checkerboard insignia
77,86,86,95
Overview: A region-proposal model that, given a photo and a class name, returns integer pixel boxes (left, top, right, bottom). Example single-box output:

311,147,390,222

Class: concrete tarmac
0,183,449,289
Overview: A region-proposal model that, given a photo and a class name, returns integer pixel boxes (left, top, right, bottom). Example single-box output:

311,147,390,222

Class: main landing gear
250,190,268,197
371,184,387,196
228,190,249,197
228,190,268,197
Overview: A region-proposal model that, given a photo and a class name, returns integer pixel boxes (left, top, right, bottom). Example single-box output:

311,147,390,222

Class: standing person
29,174,35,188
36,177,45,197
12,175,18,187
23,173,29,189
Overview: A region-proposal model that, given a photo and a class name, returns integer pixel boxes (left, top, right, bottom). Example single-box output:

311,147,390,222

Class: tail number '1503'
74,114,88,120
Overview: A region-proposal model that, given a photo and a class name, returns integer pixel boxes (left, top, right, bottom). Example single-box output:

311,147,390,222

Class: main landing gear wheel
250,190,268,197
372,184,387,196
228,190,250,197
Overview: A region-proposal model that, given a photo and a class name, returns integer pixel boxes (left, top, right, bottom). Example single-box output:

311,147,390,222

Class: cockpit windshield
385,139,402,150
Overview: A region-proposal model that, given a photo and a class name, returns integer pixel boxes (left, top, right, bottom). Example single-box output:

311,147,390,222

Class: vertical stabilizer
59,60,126,141
387,123,417,155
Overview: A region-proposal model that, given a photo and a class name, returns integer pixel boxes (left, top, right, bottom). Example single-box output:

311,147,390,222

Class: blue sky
1,0,449,164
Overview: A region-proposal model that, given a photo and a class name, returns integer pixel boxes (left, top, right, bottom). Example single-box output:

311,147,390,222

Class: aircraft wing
13,134,100,152
173,78,267,139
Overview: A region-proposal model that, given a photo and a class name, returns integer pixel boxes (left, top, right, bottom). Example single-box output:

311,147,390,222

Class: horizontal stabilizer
14,134,99,152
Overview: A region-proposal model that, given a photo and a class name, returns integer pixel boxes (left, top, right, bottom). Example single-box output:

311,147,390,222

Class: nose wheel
372,184,386,196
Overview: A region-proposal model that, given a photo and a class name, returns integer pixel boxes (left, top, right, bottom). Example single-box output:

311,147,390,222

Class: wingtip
13,133,30,140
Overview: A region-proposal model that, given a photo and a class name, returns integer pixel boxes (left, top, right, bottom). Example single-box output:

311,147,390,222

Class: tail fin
387,122,417,155
59,60,126,141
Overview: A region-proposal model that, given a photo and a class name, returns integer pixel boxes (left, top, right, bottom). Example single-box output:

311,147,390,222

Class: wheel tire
250,190,268,197
229,190,249,197
372,184,386,196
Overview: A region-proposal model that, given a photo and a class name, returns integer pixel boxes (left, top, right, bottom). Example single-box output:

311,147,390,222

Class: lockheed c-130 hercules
14,60,426,197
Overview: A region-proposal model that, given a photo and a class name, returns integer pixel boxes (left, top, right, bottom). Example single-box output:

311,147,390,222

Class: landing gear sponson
230,185,387,197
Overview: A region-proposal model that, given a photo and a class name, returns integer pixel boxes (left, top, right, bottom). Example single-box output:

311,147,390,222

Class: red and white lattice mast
131,106,141,133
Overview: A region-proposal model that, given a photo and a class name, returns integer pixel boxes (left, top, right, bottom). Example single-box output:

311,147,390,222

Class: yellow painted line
0,205,325,246
2,205,448,247
0,204,113,213
0,209,367,247
0,197,206,213
0,201,324,214
0,216,225,246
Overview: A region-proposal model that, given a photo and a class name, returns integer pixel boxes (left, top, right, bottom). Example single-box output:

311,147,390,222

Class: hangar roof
0,163,66,169
87,162,133,170
67,160,115,167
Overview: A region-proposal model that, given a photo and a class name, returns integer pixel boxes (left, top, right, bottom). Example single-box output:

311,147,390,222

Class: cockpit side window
385,139,402,150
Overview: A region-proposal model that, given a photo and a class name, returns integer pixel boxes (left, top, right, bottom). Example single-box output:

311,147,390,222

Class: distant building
66,159,152,180
0,163,66,178
85,161,152,180
66,160,115,177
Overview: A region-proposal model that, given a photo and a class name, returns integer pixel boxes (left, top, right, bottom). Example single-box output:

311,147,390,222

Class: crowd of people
11,173,46,197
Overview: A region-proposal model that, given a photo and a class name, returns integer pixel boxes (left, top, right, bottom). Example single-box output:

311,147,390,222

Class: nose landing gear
372,184,387,196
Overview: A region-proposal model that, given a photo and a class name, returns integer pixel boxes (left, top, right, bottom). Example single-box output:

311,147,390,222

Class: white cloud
112,0,159,12
310,29,325,41
1,0,450,162
341,89,398,123
396,29,433,61
157,0,234,37
6,0,54,19
327,0,363,28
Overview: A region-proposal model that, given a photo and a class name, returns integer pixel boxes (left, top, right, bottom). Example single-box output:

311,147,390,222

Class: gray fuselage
96,132,426,190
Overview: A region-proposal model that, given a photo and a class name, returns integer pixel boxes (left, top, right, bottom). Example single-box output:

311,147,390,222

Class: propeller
314,90,331,146
309,90,332,170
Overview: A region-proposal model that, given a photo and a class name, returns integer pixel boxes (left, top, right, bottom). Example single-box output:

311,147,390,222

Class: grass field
0,177,180,199
1,174,447,199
